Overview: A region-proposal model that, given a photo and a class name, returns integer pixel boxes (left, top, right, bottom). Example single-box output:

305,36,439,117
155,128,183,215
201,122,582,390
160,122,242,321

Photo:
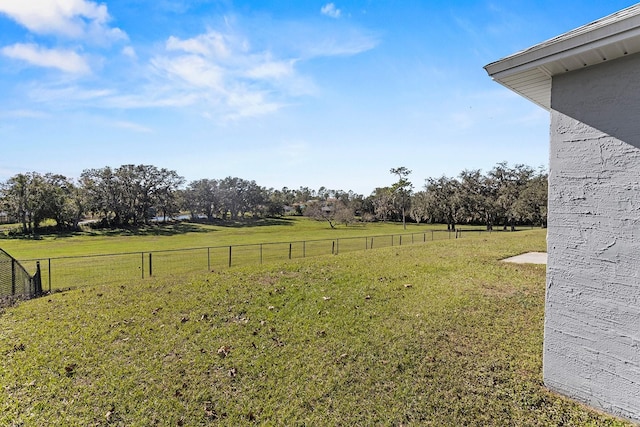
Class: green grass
2,217,492,292
0,217,488,260
0,229,632,425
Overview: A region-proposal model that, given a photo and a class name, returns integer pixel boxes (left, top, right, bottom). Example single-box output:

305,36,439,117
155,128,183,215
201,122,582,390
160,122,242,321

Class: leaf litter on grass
0,230,634,426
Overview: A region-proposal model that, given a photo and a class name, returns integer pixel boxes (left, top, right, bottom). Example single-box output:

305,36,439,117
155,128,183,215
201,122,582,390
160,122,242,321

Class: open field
0,228,632,426
2,218,497,293
1,217,500,260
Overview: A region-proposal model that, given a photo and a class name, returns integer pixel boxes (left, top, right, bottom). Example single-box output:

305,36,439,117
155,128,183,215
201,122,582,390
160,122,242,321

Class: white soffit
484,4,640,110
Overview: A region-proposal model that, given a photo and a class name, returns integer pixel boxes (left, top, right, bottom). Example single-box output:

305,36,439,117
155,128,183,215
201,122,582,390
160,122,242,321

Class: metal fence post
11,258,15,296
17,229,501,293
34,261,42,296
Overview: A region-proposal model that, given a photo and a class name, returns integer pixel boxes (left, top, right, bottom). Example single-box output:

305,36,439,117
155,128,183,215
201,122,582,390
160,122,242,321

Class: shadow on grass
0,217,296,239
186,217,296,228
0,222,213,239
93,222,216,237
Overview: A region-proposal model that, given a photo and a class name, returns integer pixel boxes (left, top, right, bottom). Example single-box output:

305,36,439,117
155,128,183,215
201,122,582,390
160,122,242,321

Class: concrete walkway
502,252,547,265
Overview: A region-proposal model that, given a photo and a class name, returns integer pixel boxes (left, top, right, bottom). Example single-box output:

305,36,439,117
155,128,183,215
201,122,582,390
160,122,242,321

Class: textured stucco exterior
545,52,640,422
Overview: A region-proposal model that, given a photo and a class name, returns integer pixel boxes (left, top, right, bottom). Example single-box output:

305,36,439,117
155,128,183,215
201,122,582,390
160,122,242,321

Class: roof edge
484,4,640,110
486,6,640,75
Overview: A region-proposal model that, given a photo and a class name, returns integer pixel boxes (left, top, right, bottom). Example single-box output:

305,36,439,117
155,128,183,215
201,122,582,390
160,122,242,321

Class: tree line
0,162,547,233
408,163,547,231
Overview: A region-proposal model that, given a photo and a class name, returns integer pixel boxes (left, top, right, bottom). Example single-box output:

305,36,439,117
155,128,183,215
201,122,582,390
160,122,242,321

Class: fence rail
19,229,493,292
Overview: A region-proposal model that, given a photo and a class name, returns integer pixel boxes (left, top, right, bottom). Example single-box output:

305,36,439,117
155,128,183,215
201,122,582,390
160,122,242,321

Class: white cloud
149,30,305,120
0,109,50,119
305,28,378,57
166,33,230,57
122,46,137,59
132,20,372,120
244,58,295,80
0,0,126,42
113,120,153,133
103,91,200,109
321,3,341,19
27,84,113,105
274,22,378,60
1,43,91,74
153,54,225,90
223,90,281,120
0,13,373,123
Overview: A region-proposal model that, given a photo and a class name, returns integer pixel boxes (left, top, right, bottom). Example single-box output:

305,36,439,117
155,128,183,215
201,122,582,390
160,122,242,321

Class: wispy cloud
152,53,226,91
27,84,113,105
303,29,378,57
166,33,230,57
102,91,200,109
244,56,296,80
112,120,153,133
321,3,342,19
0,109,51,119
223,90,282,121
1,7,377,122
122,46,137,59
0,0,127,43
1,43,91,74
148,29,310,120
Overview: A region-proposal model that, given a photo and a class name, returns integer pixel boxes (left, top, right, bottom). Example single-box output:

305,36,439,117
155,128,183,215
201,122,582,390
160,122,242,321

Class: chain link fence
20,229,491,292
0,248,42,299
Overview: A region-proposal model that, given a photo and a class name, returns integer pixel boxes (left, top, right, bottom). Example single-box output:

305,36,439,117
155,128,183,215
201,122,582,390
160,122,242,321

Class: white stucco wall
545,53,640,422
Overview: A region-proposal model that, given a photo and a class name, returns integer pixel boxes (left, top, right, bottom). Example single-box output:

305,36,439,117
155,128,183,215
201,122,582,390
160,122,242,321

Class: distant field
0,228,632,426
1,218,532,293
0,217,476,260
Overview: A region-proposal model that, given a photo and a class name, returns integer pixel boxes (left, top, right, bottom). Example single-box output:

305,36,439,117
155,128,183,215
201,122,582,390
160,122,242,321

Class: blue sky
0,1,636,194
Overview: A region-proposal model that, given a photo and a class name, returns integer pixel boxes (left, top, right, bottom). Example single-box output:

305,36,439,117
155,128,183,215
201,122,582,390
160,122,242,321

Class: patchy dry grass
0,230,632,426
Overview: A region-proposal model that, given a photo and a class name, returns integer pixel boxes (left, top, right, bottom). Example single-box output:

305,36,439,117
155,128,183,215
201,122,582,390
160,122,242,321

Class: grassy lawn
2,218,493,293
0,217,470,260
0,228,632,425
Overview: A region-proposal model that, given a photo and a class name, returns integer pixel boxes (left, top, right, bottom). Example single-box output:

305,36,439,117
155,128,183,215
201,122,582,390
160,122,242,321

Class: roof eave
484,5,640,110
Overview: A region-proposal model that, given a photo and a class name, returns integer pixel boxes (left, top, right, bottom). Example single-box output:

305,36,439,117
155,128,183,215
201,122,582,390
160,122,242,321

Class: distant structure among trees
0,162,547,233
